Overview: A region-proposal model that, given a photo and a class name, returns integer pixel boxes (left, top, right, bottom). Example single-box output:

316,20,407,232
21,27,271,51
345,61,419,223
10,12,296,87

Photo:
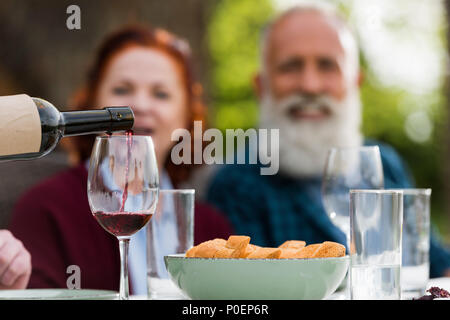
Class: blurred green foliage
207,0,449,240
360,70,449,239
207,0,273,130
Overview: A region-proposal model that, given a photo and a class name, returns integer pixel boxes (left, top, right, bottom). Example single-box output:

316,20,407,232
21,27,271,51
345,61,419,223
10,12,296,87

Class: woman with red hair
9,25,233,295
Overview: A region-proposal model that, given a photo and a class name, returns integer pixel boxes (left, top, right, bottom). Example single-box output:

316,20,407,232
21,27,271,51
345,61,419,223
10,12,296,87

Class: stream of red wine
119,130,133,212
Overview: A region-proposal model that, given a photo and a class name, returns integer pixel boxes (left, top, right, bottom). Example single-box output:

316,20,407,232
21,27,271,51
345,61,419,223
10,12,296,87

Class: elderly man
206,6,450,278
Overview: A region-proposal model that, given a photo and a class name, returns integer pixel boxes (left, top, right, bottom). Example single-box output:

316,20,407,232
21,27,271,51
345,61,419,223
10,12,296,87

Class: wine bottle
0,94,134,161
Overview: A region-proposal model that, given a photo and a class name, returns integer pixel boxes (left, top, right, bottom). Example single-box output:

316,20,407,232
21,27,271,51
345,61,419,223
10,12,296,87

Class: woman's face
96,46,189,168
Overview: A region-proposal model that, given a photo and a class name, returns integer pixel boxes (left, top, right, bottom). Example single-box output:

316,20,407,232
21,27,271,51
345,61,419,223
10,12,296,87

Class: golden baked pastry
296,244,322,258
241,244,260,258
226,235,250,249
185,246,198,257
311,241,346,258
225,235,251,257
190,238,227,258
246,247,281,259
184,236,345,259
278,248,303,259
214,247,240,258
279,240,306,250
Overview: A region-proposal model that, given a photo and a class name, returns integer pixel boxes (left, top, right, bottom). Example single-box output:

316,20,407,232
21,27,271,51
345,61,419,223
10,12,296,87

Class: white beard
259,89,363,178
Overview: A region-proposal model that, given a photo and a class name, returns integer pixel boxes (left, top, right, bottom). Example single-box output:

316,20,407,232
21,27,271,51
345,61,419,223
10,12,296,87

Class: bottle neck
60,107,134,136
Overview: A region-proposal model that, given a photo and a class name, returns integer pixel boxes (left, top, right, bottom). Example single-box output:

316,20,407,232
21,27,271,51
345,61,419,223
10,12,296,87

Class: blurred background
0,0,449,243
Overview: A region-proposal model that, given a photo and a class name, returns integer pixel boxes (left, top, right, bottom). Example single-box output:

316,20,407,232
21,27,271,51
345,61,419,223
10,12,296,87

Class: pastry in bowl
164,235,349,299
184,235,346,259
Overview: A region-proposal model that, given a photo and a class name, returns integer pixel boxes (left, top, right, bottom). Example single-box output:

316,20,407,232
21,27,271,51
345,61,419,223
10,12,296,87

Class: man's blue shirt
206,139,450,278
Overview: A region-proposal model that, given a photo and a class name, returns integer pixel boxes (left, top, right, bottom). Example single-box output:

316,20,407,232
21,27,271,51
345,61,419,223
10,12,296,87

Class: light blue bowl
165,254,349,300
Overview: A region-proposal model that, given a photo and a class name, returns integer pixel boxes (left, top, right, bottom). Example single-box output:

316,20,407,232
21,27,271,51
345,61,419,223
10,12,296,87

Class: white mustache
259,89,363,177
277,94,339,116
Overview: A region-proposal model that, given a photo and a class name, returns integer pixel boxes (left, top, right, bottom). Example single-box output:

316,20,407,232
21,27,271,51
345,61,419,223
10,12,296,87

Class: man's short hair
259,3,360,84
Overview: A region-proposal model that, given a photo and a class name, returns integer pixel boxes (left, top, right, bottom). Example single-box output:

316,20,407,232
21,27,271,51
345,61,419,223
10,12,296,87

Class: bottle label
0,94,41,156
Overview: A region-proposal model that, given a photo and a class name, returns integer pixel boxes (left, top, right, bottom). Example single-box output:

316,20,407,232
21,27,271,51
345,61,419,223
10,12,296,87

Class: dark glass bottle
0,95,134,161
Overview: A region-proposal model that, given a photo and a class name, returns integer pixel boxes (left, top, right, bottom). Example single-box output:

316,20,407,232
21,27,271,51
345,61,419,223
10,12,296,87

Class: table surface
130,277,450,300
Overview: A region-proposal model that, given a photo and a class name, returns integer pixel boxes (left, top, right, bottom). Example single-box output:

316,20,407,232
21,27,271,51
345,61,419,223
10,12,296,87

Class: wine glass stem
118,237,130,300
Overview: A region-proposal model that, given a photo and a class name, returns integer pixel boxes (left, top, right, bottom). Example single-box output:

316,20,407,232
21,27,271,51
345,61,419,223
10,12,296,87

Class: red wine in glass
93,130,152,237
93,211,153,237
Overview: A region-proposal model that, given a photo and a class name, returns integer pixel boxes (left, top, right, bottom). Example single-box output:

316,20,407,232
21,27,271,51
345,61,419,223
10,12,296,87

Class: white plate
0,289,118,300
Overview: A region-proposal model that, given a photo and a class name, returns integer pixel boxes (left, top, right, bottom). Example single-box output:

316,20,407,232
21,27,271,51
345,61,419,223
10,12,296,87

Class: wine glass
322,146,384,299
322,146,384,250
87,134,159,300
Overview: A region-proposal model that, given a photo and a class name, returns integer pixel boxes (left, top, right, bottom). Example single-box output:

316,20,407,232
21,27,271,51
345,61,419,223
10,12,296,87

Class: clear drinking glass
147,189,194,299
87,135,159,300
322,146,384,249
349,189,403,300
399,188,431,299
